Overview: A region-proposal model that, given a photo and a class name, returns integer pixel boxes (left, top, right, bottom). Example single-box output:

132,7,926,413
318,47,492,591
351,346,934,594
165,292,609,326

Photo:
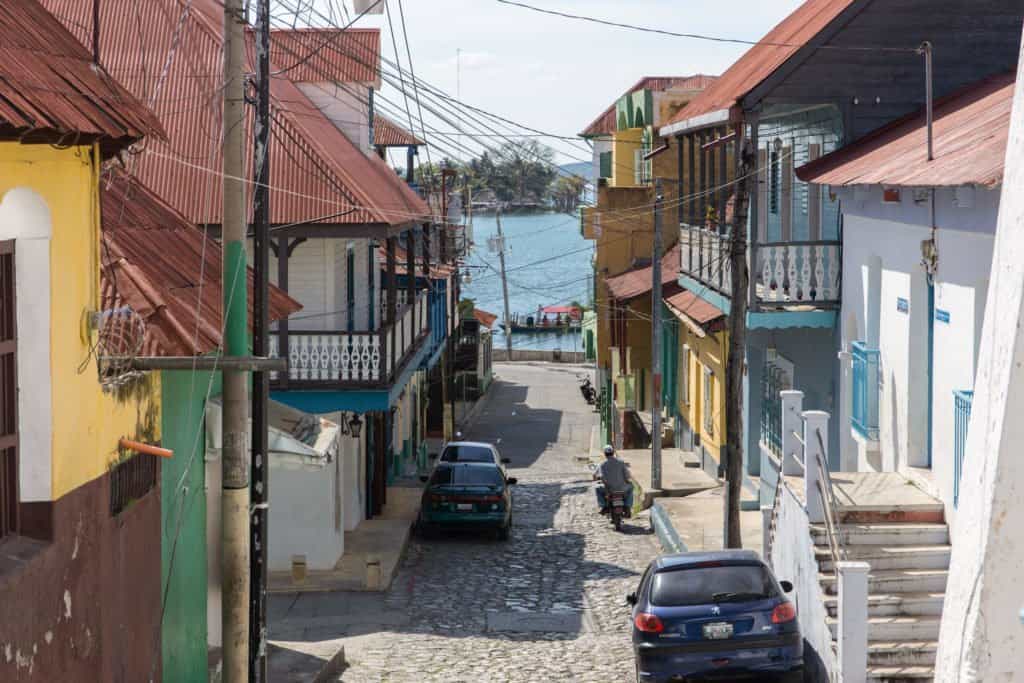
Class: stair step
838,504,944,525
867,665,934,682
816,545,951,572
827,615,941,641
810,522,949,546
865,640,938,668
823,592,945,618
820,568,948,595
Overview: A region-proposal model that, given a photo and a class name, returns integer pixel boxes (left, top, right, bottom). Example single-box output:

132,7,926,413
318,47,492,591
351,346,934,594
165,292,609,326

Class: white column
936,43,1024,681
838,561,870,683
780,390,804,475
803,410,829,524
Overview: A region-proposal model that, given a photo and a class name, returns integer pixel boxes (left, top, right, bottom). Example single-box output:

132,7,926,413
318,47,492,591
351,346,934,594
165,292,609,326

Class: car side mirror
506,478,518,486
626,592,638,606
501,458,511,464
419,475,429,483
780,580,793,594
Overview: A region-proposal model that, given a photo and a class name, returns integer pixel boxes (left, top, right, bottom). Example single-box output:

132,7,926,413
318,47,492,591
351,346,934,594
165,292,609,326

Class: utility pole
650,179,664,491
249,0,271,680
222,1,250,680
724,124,754,549
495,208,513,356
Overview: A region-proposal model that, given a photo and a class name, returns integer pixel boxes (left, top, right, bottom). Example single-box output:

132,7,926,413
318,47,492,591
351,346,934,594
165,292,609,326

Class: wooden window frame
702,366,714,436
0,240,19,541
680,344,690,405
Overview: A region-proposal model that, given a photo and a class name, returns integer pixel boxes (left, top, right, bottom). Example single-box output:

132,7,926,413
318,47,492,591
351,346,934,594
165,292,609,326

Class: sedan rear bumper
421,511,508,527
635,632,802,681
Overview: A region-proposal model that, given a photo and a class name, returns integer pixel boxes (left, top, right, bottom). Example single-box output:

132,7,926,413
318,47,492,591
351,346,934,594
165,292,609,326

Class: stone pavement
268,362,665,682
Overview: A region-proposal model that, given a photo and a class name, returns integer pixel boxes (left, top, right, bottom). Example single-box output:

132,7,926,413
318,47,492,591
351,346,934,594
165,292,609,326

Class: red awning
605,244,680,302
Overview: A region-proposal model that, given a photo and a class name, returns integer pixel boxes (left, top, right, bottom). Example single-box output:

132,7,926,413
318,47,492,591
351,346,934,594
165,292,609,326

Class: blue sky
308,1,805,164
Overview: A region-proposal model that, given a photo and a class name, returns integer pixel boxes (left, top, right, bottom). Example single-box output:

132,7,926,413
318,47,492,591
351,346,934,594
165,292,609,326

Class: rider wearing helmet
595,445,634,515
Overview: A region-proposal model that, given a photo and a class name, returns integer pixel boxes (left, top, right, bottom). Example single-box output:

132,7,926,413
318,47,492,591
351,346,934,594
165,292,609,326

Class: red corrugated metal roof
44,0,430,228
605,244,680,302
101,170,301,357
0,1,162,155
796,73,1015,188
580,75,718,138
664,0,858,131
664,284,725,327
270,28,380,84
374,115,424,147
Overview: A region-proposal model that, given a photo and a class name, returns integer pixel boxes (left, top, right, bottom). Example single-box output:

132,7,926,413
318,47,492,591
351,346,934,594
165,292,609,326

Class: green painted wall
161,369,220,682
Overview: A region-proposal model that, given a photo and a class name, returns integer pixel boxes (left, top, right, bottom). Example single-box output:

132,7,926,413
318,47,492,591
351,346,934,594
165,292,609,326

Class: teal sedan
417,462,517,540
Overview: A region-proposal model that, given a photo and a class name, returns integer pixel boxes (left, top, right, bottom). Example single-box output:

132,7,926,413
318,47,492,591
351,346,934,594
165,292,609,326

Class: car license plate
702,622,734,640
456,503,473,511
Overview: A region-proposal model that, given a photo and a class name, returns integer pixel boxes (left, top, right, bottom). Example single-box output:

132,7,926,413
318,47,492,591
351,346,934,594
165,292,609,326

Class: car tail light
772,602,797,624
634,613,664,634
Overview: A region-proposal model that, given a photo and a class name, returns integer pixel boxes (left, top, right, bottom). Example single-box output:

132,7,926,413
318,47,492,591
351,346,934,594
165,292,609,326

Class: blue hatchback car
628,550,803,682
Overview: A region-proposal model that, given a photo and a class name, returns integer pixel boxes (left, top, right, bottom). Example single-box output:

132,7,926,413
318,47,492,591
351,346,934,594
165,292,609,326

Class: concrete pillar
780,390,804,476
761,505,773,563
803,410,830,524
838,561,870,683
936,45,1024,682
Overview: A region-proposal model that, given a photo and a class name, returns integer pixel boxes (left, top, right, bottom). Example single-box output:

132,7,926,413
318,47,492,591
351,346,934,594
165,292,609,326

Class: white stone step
810,522,949,546
820,568,948,596
866,665,934,682
823,592,945,618
827,615,941,642
838,503,944,525
816,544,951,572
865,640,938,668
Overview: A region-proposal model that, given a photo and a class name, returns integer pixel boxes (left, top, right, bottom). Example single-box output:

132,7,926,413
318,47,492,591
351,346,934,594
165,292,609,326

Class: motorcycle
579,375,597,405
607,490,628,532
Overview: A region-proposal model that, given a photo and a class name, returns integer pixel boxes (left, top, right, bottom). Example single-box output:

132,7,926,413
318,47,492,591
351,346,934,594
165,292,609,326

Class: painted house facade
0,3,166,680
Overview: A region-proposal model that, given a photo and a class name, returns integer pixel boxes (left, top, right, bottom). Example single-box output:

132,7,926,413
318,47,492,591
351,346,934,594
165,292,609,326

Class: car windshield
650,564,777,607
430,466,504,488
440,445,495,463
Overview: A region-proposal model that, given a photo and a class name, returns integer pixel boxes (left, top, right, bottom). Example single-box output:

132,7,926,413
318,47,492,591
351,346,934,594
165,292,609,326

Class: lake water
462,211,592,351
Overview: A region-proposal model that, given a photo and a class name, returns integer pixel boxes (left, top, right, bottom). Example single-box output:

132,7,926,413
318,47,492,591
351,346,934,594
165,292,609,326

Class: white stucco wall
0,188,53,503
298,81,374,154
267,456,344,571
837,186,997,519
935,50,1024,682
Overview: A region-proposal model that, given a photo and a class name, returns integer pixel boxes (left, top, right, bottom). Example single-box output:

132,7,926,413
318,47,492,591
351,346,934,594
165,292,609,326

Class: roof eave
660,107,735,137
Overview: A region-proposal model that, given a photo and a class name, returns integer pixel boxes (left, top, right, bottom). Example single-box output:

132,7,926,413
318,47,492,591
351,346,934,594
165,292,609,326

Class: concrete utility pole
724,124,754,549
249,0,271,679
222,1,250,680
650,178,664,491
495,209,513,356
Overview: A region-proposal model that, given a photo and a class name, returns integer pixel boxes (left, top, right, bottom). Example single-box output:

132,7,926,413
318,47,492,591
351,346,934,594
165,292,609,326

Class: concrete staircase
812,504,949,683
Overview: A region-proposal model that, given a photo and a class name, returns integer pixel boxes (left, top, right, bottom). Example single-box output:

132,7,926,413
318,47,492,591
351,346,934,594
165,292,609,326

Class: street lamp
348,413,363,439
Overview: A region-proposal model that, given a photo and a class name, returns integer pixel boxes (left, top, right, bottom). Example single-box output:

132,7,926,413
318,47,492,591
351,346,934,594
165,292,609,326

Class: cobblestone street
272,362,663,682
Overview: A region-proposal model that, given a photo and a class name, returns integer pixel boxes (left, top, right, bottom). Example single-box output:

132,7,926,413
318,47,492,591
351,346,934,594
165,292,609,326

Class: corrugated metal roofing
44,0,430,228
270,28,380,85
664,284,725,327
100,170,301,356
796,73,1015,188
580,75,717,138
605,244,680,302
663,0,858,132
374,115,424,147
0,1,162,155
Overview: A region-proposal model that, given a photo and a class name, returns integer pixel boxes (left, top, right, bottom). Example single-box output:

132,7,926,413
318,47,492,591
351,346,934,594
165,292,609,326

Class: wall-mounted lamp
348,413,364,439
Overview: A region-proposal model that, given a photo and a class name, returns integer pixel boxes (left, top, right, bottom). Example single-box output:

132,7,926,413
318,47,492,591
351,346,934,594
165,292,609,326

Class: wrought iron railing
813,427,845,571
851,341,880,440
761,364,785,457
953,389,974,508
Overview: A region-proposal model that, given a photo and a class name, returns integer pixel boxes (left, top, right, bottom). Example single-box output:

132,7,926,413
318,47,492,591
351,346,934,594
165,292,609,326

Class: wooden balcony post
687,133,696,226
406,229,416,332
386,236,397,374
748,115,761,311
676,135,684,228
277,235,290,388
718,125,728,236
422,223,431,335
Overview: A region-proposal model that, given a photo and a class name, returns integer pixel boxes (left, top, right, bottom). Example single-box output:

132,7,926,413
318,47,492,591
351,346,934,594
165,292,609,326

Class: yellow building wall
677,324,728,457
610,127,643,188
0,143,161,500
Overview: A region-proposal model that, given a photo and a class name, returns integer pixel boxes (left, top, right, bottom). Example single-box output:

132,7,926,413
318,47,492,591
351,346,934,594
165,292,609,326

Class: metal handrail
814,427,845,569
765,453,785,566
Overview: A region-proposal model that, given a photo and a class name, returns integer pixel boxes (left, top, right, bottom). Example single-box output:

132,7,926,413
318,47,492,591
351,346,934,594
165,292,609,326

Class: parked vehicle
628,550,802,683
437,440,511,470
417,462,516,540
579,375,597,404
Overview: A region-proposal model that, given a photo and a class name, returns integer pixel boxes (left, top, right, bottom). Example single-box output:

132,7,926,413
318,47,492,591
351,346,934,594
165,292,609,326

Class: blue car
628,550,803,682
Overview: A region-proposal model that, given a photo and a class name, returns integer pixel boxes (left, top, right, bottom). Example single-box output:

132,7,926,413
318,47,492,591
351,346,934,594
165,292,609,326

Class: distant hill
557,161,593,184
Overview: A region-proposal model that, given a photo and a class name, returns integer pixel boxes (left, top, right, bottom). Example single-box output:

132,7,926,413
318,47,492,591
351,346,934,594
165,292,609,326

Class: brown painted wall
0,465,162,682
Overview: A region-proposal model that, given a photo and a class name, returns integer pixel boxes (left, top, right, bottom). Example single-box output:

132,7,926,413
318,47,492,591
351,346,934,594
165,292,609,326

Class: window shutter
0,240,18,540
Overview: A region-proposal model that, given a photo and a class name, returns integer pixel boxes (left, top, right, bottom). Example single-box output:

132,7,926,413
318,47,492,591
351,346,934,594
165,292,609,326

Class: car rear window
429,465,504,487
650,564,777,607
440,445,494,463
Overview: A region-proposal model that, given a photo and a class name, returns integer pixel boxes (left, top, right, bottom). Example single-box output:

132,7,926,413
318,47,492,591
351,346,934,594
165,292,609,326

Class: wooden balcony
678,224,841,310
269,290,429,389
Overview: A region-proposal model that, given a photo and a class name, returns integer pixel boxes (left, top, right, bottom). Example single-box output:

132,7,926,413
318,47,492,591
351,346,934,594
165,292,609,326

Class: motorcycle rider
595,445,634,515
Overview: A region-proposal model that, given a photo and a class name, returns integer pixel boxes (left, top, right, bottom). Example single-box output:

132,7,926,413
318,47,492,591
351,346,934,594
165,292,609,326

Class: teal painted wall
161,369,220,682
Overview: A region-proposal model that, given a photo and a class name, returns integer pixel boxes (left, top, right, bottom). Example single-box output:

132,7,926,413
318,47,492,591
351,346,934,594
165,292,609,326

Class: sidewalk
651,488,764,556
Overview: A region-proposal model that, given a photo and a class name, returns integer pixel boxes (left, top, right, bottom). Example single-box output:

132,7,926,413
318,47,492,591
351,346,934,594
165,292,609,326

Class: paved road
275,362,663,682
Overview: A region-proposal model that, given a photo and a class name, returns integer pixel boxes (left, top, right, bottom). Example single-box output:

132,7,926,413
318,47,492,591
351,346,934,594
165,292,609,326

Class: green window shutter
600,152,612,179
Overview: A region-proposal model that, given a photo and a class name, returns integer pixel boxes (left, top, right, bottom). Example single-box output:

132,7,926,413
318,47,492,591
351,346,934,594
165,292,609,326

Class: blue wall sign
936,309,951,324
897,297,909,314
